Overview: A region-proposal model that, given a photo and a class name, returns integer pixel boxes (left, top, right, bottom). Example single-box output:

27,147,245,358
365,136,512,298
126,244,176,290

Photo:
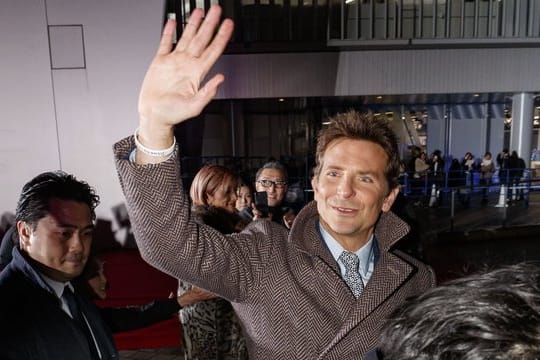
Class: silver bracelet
133,127,176,158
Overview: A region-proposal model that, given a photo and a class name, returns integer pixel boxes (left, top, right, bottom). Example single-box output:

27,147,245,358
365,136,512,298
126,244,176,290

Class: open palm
138,5,234,129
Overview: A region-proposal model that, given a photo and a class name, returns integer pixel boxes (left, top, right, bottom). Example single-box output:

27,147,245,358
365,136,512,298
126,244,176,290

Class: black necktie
62,285,100,359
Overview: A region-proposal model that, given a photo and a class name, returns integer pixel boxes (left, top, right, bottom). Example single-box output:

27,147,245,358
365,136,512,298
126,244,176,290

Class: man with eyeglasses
254,161,296,228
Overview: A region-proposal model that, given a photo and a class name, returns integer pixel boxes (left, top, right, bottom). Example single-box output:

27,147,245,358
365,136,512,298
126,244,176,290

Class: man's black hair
375,262,540,360
15,171,100,229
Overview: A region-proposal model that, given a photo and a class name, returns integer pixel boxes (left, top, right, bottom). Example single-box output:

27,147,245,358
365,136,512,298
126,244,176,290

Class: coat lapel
318,212,413,358
292,202,415,358
319,251,414,357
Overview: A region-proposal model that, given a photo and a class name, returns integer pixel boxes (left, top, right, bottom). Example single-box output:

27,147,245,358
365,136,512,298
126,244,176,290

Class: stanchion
511,182,517,201
450,190,455,231
429,184,438,207
495,184,508,208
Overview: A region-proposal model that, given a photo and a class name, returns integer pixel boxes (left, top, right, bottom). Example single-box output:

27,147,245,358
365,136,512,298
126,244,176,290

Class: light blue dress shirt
318,222,375,286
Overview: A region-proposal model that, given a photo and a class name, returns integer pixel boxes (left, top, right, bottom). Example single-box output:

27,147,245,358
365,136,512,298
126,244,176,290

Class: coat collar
290,201,415,358
8,247,87,298
10,247,56,295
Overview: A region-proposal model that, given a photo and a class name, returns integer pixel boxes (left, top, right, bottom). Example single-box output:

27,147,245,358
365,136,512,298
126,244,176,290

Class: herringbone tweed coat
114,137,436,359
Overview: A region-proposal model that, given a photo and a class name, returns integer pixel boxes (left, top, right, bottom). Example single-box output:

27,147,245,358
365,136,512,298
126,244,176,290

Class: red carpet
95,249,182,350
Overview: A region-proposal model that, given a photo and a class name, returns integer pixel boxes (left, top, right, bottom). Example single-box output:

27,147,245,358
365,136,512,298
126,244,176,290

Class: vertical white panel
0,0,59,214
46,0,164,220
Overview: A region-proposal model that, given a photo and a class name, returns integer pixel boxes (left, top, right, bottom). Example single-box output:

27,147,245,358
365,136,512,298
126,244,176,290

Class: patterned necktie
63,285,100,359
339,251,364,298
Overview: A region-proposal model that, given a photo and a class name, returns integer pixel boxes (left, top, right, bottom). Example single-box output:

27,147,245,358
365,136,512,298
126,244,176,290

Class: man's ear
381,187,400,213
310,176,319,196
17,221,32,249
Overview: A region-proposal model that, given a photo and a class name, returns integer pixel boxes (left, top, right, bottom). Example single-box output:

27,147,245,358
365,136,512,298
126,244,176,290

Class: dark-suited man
114,5,435,359
0,171,118,360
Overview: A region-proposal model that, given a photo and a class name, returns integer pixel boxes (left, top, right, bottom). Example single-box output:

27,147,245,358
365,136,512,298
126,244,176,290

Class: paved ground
119,348,184,360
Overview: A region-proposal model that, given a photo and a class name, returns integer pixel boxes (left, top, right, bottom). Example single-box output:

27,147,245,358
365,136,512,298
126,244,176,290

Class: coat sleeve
113,136,278,302
99,299,180,333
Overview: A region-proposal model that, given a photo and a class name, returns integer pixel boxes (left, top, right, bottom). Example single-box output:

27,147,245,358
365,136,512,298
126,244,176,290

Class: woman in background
179,164,248,360
414,152,429,179
479,151,495,205
235,180,254,221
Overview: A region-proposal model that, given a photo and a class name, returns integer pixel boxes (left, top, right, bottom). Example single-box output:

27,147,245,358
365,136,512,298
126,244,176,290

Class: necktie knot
339,251,359,270
339,251,364,298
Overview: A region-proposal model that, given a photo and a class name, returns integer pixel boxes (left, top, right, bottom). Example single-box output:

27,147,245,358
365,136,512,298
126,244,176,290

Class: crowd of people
405,145,528,207
1,5,539,360
0,156,298,360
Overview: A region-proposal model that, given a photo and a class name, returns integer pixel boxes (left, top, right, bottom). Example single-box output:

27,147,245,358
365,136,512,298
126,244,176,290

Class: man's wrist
133,119,176,164
137,118,175,149
134,128,175,158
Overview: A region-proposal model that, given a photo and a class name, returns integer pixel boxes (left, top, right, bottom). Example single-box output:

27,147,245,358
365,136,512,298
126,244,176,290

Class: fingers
175,8,205,52
200,18,234,76
184,5,223,58
156,19,177,56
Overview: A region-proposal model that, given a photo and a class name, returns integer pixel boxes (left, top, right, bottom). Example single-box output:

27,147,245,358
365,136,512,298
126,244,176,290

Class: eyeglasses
257,179,287,189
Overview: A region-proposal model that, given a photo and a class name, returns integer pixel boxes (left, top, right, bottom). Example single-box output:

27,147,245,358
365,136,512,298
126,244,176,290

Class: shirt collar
318,222,374,276
40,273,71,299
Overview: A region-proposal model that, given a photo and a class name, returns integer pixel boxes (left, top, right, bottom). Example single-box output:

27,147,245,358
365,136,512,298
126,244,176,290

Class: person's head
431,149,442,161
464,152,473,160
190,164,239,213
235,181,253,212
484,151,492,160
410,146,421,159
311,111,400,250
82,255,107,300
376,262,540,360
15,171,99,282
255,162,288,207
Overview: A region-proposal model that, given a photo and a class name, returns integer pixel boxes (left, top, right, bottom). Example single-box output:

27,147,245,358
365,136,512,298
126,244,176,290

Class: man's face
18,198,94,282
255,168,288,207
312,138,398,251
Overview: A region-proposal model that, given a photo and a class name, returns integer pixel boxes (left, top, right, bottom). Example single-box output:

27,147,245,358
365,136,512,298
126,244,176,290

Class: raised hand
136,5,234,158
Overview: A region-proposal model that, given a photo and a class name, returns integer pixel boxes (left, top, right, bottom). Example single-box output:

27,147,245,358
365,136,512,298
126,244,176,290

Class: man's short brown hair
313,111,401,192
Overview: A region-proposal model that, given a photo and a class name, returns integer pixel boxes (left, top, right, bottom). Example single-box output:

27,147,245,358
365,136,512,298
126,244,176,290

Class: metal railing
178,152,540,233
328,0,540,44
402,167,540,231
168,0,540,49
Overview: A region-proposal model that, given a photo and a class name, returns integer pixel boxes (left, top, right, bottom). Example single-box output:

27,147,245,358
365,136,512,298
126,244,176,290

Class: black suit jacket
0,248,118,360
